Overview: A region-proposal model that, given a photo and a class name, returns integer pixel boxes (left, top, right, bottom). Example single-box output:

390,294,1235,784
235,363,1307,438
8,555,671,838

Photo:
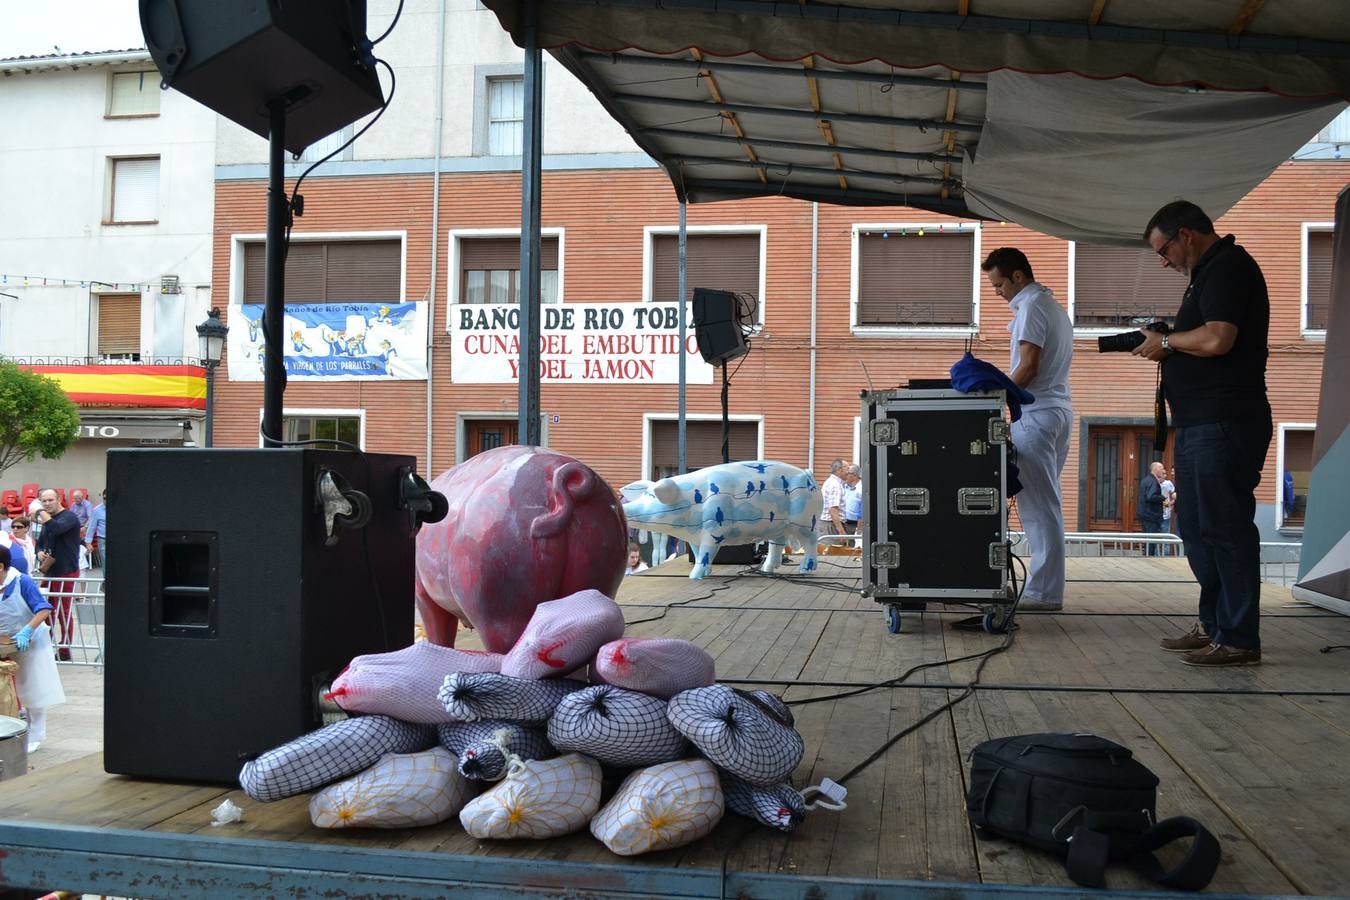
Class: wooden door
1085,425,1173,532
465,420,517,459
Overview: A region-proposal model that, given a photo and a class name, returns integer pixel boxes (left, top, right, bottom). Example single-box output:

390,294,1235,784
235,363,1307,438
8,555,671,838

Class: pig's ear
652,478,682,506
620,480,650,502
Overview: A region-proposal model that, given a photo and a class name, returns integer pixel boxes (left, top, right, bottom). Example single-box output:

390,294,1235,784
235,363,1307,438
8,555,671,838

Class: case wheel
982,605,1014,634
887,604,903,634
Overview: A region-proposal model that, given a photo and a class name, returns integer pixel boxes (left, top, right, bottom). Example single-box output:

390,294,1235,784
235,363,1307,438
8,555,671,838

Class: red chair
20,483,38,505
1,490,22,519
54,487,67,507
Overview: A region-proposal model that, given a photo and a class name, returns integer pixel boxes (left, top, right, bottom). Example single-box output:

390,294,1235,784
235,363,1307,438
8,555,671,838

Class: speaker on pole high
139,0,385,154
691,288,748,365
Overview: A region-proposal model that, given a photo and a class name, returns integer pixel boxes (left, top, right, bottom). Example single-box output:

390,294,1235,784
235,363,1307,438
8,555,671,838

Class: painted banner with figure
449,302,715,384
227,302,428,380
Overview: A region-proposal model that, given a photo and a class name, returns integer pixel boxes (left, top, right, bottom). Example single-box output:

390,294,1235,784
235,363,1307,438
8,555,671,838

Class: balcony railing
3,355,205,366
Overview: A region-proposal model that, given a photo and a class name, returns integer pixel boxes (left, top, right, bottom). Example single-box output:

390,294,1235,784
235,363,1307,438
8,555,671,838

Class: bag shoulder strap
1066,815,1220,891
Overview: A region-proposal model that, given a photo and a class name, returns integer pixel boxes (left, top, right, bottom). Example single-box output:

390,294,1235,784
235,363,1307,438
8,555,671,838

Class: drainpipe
807,201,818,474
425,0,447,478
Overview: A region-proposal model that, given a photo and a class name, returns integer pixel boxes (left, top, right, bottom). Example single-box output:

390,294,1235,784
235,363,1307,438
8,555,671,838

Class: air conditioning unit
160,275,182,294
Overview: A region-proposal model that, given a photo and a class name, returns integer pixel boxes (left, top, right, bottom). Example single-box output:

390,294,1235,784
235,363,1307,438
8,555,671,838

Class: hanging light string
0,273,209,292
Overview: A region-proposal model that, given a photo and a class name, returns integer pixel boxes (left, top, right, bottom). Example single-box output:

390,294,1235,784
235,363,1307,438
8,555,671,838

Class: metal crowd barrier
44,575,104,668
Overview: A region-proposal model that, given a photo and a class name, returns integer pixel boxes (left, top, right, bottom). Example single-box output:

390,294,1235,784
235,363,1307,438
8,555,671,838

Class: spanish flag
27,365,207,410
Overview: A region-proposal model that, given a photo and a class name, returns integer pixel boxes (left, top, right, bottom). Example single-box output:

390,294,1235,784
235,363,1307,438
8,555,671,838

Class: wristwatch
1160,334,1171,352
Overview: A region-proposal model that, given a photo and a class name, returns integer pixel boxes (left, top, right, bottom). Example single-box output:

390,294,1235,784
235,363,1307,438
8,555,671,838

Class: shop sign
450,302,714,384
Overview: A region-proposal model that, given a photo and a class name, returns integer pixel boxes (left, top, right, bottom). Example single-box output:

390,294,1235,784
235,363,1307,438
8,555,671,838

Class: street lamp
195,308,229,448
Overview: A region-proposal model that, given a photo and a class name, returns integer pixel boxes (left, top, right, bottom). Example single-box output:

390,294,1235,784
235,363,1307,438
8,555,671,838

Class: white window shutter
487,78,524,156
109,71,161,116
112,157,160,222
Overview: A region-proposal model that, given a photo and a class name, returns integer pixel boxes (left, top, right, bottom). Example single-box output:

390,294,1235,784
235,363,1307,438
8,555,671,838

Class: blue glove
14,625,33,652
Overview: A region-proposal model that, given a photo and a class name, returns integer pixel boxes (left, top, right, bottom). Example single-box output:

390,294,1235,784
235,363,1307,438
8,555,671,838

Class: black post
720,361,730,464
517,0,543,445
261,102,287,447
203,363,216,448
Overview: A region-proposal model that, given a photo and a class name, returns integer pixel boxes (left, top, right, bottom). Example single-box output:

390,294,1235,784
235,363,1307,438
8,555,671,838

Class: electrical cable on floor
1320,644,1350,653
716,677,1350,698
621,580,734,627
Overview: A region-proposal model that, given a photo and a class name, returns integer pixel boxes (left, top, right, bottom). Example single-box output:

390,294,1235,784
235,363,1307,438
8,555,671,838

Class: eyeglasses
1156,231,1180,259
10,525,26,531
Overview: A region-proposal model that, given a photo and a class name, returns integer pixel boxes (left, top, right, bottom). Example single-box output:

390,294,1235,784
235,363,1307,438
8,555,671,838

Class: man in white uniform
982,248,1074,611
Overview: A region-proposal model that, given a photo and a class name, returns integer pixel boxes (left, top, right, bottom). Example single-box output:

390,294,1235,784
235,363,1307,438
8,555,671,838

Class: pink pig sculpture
415,445,628,653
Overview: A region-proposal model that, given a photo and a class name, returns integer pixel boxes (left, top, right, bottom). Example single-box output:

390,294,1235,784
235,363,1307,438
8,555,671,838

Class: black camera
1097,320,1170,353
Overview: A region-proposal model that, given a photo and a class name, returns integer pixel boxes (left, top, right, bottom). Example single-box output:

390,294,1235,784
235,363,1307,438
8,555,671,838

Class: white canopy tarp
963,71,1346,245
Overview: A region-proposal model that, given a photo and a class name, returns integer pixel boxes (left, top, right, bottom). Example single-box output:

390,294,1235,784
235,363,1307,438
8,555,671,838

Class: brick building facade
210,161,1339,538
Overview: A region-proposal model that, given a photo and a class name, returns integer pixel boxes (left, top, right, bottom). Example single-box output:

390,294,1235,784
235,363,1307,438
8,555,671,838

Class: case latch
889,488,930,516
989,542,1009,570
870,419,898,445
988,418,1010,444
871,542,900,568
957,487,999,515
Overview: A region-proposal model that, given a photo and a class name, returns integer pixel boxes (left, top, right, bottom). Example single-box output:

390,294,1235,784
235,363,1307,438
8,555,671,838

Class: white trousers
1011,406,1072,604
27,705,47,743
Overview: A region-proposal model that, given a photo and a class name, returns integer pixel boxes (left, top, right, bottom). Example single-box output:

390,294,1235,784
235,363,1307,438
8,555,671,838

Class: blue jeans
1174,418,1272,651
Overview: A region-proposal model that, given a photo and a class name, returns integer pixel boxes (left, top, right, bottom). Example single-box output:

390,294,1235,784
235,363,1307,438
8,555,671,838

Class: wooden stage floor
2,556,1349,898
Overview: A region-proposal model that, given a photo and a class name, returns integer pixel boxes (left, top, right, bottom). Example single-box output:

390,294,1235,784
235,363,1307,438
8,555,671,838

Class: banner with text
449,302,715,384
227,302,428,381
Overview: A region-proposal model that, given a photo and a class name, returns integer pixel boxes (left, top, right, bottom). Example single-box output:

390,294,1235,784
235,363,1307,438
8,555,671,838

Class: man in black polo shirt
1133,200,1271,667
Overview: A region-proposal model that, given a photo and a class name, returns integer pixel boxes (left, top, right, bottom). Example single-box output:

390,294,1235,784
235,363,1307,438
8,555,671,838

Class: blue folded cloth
949,352,1035,422
949,352,1030,497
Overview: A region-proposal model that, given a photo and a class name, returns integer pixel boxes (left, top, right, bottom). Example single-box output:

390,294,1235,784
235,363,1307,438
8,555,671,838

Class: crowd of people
0,486,105,753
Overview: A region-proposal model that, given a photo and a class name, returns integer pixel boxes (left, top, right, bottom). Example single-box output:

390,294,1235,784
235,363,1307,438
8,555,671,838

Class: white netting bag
239,716,436,802
437,720,556,781
590,758,725,856
501,590,627,680
547,685,688,768
719,770,807,832
591,638,716,699
459,753,603,840
438,672,590,723
309,747,477,829
667,686,804,786
326,641,504,723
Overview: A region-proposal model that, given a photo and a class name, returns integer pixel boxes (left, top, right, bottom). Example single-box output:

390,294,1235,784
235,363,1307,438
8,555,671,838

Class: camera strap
1153,364,1168,452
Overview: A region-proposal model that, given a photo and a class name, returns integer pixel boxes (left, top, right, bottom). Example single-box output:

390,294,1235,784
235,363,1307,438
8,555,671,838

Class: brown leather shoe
1180,644,1261,667
1159,623,1211,653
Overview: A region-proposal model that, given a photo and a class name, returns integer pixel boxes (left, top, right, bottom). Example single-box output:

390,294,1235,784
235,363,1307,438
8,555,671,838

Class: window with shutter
855,229,974,327
108,157,160,224
242,239,401,304
1306,229,1333,331
650,233,762,323
96,294,142,359
487,77,524,156
458,236,559,303
1279,427,1316,528
108,70,160,117
1072,244,1184,327
649,419,759,479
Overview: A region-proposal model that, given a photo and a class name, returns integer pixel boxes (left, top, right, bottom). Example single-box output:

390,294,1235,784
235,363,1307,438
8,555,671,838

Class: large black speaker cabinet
104,448,417,784
139,0,385,154
692,288,748,366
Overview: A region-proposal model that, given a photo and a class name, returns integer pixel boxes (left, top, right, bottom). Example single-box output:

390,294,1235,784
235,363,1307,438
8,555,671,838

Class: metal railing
1009,531,1303,586
3,355,206,367
45,576,104,668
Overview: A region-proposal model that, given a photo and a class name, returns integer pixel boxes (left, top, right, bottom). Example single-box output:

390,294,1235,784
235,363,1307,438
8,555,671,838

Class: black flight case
861,388,1017,634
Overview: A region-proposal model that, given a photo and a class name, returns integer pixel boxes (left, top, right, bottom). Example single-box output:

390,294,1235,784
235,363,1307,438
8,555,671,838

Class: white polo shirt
1008,282,1073,411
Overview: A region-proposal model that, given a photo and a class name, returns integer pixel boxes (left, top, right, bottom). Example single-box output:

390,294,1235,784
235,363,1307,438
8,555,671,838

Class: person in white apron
0,543,64,752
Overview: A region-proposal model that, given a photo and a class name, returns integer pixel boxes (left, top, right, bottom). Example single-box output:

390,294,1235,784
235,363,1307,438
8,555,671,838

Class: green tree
0,360,81,481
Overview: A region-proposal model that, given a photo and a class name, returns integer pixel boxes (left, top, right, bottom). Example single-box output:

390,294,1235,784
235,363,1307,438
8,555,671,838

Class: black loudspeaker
139,0,385,154
692,287,748,365
104,448,417,784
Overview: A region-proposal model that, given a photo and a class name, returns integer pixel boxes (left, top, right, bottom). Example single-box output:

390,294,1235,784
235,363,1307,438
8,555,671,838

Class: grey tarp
963,71,1344,245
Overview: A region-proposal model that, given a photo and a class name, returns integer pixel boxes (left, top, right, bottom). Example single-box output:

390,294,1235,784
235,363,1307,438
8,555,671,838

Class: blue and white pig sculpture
622,461,821,579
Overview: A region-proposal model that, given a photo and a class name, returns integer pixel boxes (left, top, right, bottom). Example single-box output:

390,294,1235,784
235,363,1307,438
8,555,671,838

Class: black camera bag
966,733,1220,890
